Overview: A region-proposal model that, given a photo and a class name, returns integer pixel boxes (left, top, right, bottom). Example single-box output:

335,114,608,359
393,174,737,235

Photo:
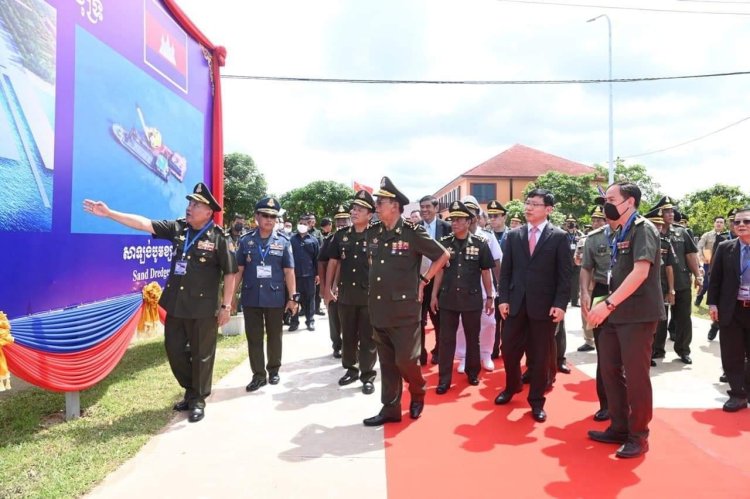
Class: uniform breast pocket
194,249,216,265
464,254,479,261
269,249,284,257
368,244,379,257
596,245,608,255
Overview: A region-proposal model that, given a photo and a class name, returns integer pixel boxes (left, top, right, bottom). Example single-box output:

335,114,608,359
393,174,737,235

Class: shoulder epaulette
439,234,453,242
588,226,605,235
403,220,421,231
276,230,290,240
367,220,382,230
634,216,645,225
472,231,487,242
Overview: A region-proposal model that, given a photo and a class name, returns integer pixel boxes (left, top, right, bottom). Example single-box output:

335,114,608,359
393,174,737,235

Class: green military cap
186,182,221,212
590,205,606,220
486,200,507,215
510,213,523,223
446,201,473,220
333,204,350,219
653,195,676,210
374,176,409,205
255,196,281,216
565,214,577,223
351,189,375,211
644,206,665,225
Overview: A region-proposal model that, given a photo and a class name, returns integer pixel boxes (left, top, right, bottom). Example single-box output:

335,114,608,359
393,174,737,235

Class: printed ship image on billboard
111,105,188,183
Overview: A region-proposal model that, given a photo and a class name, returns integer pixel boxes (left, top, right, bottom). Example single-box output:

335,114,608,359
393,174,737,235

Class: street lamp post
587,14,614,185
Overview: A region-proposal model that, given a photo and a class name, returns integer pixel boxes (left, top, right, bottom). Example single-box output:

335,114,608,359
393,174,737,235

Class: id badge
256,265,272,278
570,243,576,251
740,285,750,300
174,260,188,275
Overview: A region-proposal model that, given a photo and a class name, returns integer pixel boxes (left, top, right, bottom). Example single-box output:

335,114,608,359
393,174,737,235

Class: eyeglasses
524,201,546,208
259,213,277,219
733,219,750,226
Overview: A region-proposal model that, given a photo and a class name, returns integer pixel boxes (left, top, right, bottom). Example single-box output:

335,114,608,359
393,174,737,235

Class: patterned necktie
529,226,539,255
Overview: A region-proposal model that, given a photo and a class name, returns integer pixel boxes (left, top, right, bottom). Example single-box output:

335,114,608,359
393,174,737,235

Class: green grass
0,334,247,499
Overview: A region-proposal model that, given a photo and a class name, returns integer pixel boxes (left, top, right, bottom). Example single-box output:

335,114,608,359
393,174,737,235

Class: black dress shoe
531,408,547,423
188,407,204,423
651,352,665,359
593,409,610,421
409,400,424,419
338,372,358,386
720,373,728,383
419,352,428,365
722,397,748,412
288,324,299,332
315,310,325,316
494,390,516,405
577,343,595,352
430,353,439,365
707,325,719,341
436,384,450,395
521,370,530,384
307,323,316,331
467,376,479,386
616,439,648,458
173,399,190,412
362,382,375,395
269,374,280,385
246,378,267,392
333,349,342,358
491,350,500,360
588,428,628,444
650,359,657,367
363,414,401,426
679,355,692,365
558,363,571,374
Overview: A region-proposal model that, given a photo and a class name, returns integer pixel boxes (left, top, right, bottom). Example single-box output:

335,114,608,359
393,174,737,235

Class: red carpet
383,332,750,498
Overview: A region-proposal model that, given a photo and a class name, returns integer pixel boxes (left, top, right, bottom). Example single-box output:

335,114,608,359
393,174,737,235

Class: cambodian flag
144,0,188,92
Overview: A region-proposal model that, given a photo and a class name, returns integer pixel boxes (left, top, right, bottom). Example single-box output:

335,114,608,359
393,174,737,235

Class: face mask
296,224,308,234
283,227,292,234
233,222,244,232
603,200,628,221
567,223,575,229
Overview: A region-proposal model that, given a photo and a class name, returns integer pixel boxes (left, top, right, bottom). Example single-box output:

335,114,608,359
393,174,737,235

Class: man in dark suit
495,188,573,423
419,195,452,365
708,206,750,412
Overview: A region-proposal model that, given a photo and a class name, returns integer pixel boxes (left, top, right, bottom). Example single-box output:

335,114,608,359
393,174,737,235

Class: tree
280,180,355,223
594,160,663,209
523,171,598,222
680,185,750,236
223,152,268,222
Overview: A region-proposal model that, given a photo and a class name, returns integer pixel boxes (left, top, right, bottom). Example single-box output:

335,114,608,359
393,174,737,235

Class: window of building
470,183,496,203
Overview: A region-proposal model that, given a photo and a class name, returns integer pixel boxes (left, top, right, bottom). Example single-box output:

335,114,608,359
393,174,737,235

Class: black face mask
233,222,244,232
603,200,628,221
567,223,575,229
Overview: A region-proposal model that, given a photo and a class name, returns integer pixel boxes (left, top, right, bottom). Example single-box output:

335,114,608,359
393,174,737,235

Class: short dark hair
714,216,726,222
233,213,245,221
419,195,438,207
526,188,555,207
320,217,332,227
610,181,642,208
410,209,420,216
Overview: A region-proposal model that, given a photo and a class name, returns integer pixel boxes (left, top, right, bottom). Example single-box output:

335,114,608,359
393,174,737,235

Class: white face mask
296,224,309,234
283,227,292,234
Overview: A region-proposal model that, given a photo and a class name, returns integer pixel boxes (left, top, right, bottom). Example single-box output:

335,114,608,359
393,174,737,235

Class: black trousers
591,282,610,411
291,276,316,326
501,301,557,410
439,309,481,386
338,303,377,383
599,320,657,440
720,304,750,398
243,306,283,379
328,300,342,351
373,323,425,418
654,288,692,356
420,279,441,358
164,315,218,409
492,296,503,357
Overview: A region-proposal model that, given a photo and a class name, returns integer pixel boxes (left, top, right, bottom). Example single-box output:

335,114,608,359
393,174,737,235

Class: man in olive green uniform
579,204,611,421
363,177,449,426
586,182,665,459
83,183,238,423
565,214,584,307
319,205,351,358
644,208,676,366
430,201,495,393
325,192,378,394
651,196,702,364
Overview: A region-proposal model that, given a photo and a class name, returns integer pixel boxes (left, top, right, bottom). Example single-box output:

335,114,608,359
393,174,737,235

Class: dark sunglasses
733,219,750,226
259,213,277,219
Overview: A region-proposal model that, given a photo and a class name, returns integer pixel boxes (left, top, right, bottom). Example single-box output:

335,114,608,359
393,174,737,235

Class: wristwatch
220,304,231,310
604,298,617,311
419,274,430,284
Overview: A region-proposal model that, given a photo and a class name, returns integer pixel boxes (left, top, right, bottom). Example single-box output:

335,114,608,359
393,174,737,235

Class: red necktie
529,226,539,254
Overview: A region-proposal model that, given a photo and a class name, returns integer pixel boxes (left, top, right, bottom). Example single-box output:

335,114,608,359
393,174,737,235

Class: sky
174,0,750,203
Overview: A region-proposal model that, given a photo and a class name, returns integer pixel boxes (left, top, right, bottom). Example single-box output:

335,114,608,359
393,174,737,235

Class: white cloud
176,0,750,202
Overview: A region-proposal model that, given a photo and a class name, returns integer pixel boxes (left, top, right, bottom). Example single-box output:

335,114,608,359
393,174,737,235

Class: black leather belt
739,300,750,308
